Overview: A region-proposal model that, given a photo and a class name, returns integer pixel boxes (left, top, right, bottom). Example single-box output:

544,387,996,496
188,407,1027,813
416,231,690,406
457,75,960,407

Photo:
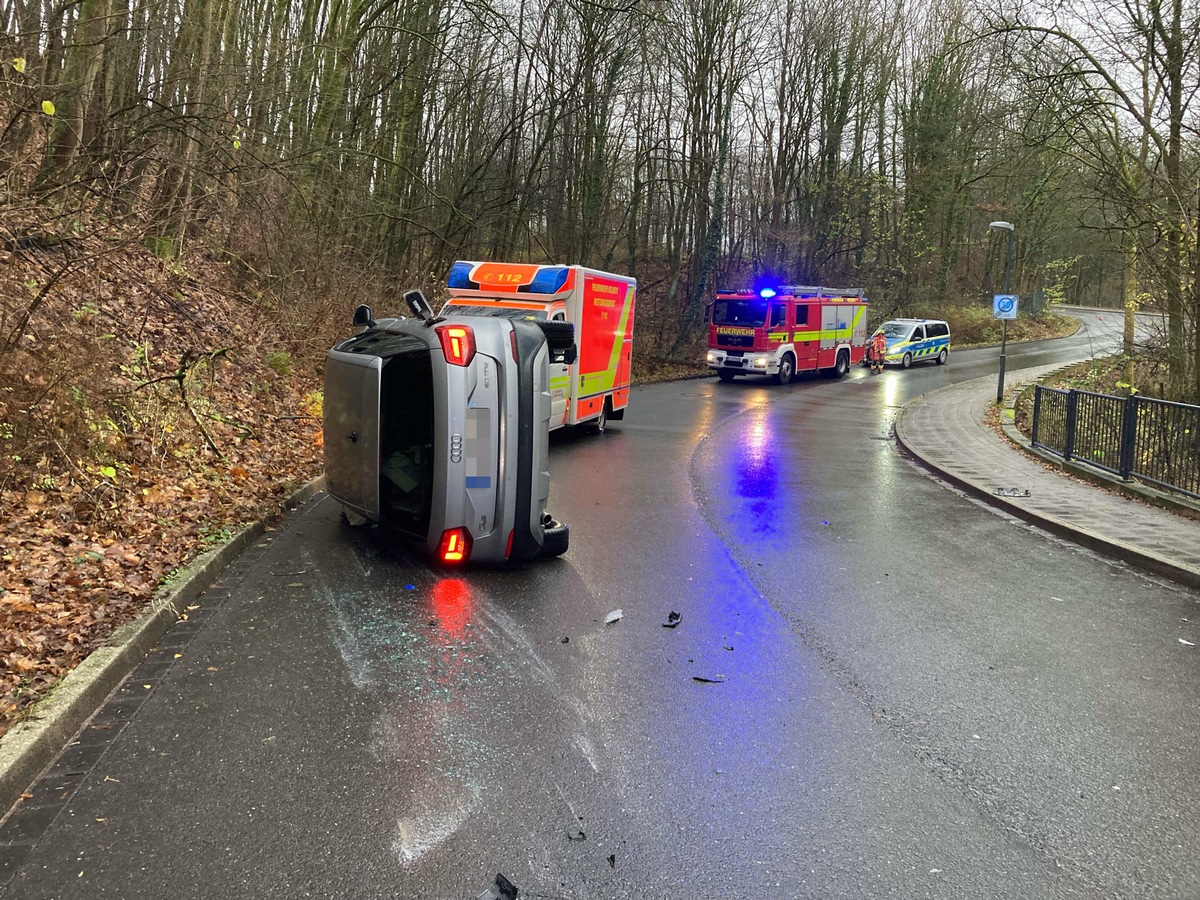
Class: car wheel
588,401,608,435
936,348,948,365
772,353,795,385
718,369,737,382
902,352,912,369
539,520,570,558
535,320,575,351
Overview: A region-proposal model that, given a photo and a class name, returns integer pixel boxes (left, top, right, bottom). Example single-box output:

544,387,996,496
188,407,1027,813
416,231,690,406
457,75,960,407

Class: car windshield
379,347,434,538
712,300,769,328
443,303,546,320
880,322,913,338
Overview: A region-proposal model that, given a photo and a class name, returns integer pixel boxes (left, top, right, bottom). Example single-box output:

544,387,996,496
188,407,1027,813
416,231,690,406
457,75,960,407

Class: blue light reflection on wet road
725,405,791,536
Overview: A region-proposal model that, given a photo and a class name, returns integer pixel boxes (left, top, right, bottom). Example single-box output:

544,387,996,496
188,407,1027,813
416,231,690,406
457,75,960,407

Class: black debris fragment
663,611,682,628
560,636,570,644
608,854,616,868
477,873,519,900
693,675,726,684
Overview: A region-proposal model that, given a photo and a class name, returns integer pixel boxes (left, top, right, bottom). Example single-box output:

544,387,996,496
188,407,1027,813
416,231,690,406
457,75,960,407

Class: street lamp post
990,221,1015,404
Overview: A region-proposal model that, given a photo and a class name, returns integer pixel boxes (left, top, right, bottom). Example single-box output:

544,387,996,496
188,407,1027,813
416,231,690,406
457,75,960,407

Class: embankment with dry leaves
1,220,330,740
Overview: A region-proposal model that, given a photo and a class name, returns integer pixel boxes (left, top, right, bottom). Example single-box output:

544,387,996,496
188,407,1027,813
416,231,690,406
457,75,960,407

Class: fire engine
706,284,869,383
441,261,636,433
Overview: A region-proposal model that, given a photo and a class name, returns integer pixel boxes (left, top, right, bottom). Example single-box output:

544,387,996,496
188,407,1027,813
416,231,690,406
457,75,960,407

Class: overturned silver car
323,290,571,564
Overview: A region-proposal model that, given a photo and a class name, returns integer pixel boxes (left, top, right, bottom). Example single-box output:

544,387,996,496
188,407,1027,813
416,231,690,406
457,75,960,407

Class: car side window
795,305,809,326
770,304,787,328
910,326,925,341
933,323,948,338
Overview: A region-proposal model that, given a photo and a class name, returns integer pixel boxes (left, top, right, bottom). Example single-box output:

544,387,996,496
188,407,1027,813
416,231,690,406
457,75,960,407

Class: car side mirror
547,344,576,365
403,290,439,325
352,305,374,328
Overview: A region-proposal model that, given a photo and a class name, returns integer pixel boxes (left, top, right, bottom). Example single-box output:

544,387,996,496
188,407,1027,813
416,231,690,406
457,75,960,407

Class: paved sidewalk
895,366,1200,591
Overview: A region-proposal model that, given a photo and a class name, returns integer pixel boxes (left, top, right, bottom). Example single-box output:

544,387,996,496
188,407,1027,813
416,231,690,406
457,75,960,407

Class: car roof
885,317,946,324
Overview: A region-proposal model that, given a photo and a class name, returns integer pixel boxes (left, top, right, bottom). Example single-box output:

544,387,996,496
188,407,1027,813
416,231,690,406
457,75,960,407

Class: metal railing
1032,386,1200,499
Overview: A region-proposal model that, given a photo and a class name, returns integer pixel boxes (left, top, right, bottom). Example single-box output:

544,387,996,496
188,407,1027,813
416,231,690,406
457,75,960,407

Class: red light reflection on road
431,578,473,637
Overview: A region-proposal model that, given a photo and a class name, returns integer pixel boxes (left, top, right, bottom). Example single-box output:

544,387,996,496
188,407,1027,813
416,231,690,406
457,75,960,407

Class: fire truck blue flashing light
759,287,777,299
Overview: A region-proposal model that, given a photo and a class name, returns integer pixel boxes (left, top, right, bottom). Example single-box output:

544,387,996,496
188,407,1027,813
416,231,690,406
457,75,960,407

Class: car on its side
323,291,571,565
873,318,950,368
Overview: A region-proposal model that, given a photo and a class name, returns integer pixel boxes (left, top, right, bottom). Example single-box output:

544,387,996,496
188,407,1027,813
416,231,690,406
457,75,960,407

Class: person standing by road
869,330,887,374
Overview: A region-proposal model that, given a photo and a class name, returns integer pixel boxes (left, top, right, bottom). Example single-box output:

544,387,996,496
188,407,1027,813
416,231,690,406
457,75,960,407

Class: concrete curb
0,476,325,816
895,391,1200,593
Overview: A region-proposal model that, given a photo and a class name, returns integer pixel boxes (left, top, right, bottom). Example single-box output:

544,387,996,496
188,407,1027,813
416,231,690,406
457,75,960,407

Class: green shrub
266,350,292,376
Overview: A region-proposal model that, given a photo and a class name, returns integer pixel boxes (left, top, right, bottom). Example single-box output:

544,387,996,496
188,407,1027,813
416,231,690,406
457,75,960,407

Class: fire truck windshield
712,299,769,328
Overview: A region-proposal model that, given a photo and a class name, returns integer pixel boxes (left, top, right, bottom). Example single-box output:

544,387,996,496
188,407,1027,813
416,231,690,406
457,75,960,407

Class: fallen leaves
0,231,325,741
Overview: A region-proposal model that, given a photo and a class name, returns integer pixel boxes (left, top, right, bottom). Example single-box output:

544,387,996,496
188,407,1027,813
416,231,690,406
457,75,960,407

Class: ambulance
706,284,869,383
441,261,636,433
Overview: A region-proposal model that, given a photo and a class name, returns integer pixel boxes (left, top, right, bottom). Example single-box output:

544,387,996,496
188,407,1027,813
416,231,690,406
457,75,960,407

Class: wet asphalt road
5,310,1200,899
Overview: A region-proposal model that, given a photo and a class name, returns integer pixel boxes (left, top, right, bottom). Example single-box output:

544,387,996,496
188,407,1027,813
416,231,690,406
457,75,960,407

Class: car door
792,302,818,370
908,324,925,360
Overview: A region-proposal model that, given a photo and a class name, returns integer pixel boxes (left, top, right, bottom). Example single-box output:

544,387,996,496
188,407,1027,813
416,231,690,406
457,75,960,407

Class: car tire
772,353,795,385
936,348,948,365
588,401,608,435
902,352,912,369
536,320,575,351
718,369,737,382
539,520,570,558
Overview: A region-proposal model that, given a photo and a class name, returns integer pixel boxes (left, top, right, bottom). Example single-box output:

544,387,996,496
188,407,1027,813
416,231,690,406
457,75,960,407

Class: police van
873,318,950,368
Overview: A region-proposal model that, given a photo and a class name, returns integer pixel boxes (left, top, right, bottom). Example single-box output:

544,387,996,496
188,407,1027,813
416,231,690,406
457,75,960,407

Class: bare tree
978,0,1200,399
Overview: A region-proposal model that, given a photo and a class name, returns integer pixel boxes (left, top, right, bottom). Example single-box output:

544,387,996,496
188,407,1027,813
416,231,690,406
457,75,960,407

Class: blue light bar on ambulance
447,261,571,294
528,266,570,293
759,287,777,299
447,261,475,288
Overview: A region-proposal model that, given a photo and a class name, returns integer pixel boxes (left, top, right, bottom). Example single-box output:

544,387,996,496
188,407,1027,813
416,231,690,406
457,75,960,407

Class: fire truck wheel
831,350,849,378
936,348,948,365
772,353,795,385
718,370,737,382
588,401,608,435
538,520,570,558
902,352,913,369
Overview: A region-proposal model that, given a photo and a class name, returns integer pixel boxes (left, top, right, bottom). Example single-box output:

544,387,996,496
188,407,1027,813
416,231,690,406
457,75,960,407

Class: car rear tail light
510,329,518,362
438,527,472,563
435,324,476,367
505,530,514,558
